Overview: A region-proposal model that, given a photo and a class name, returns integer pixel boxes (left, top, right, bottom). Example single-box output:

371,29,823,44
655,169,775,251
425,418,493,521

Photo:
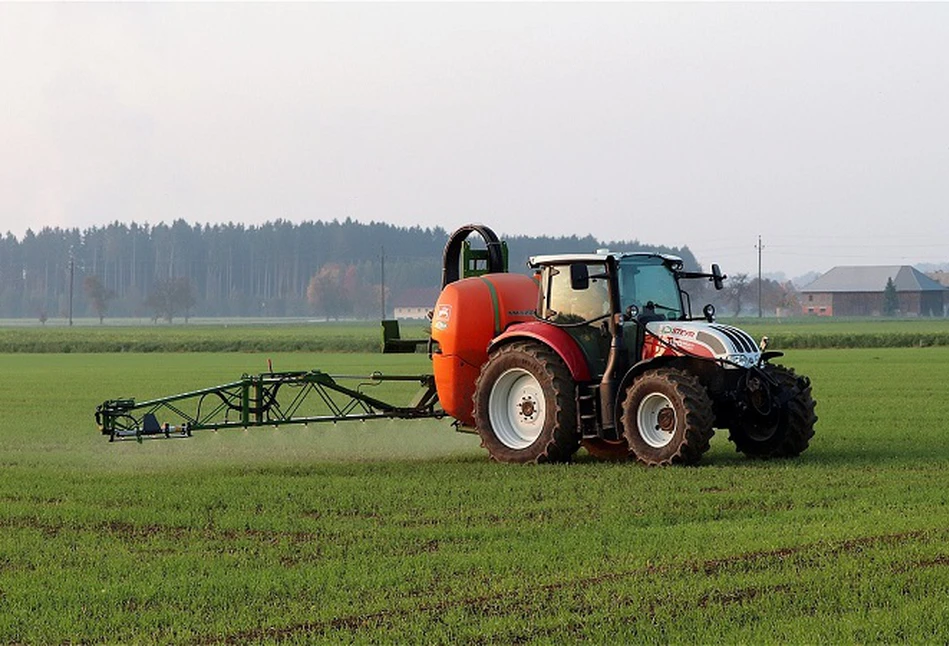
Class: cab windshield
618,256,683,320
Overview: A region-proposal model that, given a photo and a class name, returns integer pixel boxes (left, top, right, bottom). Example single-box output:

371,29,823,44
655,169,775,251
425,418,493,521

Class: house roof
393,287,441,308
801,266,948,293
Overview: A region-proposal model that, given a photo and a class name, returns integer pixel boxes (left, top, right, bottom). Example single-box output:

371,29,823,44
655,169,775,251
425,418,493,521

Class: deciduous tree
145,277,196,323
726,273,750,317
306,264,358,320
83,276,116,324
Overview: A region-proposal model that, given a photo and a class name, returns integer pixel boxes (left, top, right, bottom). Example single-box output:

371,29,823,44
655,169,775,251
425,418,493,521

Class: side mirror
570,263,589,291
711,264,726,291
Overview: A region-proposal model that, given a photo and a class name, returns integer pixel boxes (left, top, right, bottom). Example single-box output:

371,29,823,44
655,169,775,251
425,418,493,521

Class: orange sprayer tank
431,273,539,426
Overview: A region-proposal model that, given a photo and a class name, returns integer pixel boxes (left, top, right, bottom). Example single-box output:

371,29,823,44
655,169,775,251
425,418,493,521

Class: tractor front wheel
728,364,817,459
621,368,715,466
474,342,580,463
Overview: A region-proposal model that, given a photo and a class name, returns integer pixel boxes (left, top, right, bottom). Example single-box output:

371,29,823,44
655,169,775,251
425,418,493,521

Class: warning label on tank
434,304,451,331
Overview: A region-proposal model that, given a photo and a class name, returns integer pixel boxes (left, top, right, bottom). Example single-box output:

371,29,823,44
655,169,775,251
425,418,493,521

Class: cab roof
528,251,683,268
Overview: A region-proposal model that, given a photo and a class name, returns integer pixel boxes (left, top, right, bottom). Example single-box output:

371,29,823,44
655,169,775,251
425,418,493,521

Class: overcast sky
1,3,948,278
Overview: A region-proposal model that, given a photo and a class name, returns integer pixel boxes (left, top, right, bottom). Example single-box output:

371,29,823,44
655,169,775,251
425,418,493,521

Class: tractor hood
643,321,761,367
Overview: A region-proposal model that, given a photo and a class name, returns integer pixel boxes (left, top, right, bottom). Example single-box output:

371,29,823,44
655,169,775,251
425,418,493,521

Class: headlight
730,354,754,367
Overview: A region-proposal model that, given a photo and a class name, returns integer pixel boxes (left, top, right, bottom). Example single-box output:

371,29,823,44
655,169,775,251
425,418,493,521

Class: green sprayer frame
95,370,442,442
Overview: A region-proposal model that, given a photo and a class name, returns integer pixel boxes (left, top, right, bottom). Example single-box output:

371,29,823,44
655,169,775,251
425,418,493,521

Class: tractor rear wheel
582,438,634,461
621,368,714,466
473,341,580,463
728,364,817,458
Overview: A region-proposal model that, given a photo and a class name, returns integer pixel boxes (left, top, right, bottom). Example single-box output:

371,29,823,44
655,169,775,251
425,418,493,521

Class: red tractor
431,225,817,465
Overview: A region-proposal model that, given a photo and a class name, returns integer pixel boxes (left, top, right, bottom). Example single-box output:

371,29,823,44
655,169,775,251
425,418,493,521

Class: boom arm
95,369,442,442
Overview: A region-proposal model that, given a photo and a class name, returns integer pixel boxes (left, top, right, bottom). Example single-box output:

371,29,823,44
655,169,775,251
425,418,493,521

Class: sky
1,3,948,280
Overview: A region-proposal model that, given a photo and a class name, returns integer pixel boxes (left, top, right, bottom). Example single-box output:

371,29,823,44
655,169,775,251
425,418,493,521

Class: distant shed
800,266,946,317
392,287,441,320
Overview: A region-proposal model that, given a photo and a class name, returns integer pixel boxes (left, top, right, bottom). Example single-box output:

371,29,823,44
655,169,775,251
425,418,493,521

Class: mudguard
488,321,592,382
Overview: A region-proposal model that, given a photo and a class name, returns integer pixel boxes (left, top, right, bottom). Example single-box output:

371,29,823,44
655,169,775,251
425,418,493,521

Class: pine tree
883,277,899,316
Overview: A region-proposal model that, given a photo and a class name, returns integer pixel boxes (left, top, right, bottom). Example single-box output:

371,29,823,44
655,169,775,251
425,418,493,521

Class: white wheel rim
637,392,677,448
488,368,546,449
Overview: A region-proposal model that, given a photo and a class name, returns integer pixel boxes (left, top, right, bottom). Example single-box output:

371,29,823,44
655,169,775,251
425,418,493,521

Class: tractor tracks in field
195,526,948,645
0,515,327,546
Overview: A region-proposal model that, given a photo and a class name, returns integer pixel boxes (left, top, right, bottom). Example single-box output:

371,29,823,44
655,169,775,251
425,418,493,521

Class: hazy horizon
2,3,948,279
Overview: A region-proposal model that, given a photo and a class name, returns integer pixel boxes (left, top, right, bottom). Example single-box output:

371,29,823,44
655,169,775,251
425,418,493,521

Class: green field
4,317,949,353
2,346,949,643
0,321,397,353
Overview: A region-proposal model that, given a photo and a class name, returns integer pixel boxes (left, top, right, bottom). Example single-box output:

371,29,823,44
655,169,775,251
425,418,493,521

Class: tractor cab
529,251,724,376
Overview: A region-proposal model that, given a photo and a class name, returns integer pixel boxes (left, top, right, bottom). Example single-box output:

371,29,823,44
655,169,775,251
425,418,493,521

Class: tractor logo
435,304,452,331
661,325,696,339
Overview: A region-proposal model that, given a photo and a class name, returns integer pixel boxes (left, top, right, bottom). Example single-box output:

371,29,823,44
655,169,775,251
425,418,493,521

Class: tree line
0,219,699,322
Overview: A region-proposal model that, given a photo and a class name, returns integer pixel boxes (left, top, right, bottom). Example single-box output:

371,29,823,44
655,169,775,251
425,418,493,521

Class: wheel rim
488,367,546,449
637,392,677,448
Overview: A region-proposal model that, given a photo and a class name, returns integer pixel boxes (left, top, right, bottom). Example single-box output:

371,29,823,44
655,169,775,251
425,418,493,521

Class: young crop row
764,330,949,348
2,318,949,352
3,348,949,642
0,323,391,353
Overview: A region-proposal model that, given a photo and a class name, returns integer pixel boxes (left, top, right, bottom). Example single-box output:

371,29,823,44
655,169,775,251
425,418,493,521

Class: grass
5,317,949,352
2,348,949,642
0,321,396,353
738,317,949,349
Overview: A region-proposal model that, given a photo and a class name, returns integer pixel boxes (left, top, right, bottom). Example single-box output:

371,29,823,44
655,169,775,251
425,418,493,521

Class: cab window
543,262,610,324
618,256,682,320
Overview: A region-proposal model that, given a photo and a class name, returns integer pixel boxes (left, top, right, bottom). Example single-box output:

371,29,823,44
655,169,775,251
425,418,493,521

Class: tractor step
577,387,599,436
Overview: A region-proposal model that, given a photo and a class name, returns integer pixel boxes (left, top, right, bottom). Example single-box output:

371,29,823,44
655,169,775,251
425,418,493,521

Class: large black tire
581,438,635,461
620,368,715,466
728,364,817,459
473,341,580,464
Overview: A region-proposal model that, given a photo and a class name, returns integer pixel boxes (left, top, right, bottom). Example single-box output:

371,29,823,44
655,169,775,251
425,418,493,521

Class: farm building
800,266,947,317
392,287,440,319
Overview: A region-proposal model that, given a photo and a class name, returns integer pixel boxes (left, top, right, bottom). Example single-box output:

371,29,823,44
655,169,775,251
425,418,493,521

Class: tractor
431,225,817,465
96,224,816,467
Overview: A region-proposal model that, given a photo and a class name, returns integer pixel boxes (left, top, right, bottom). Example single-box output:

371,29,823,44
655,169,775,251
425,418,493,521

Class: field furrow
2,344,949,643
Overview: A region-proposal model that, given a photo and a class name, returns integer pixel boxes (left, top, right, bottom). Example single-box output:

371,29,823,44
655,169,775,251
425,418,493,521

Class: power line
769,243,949,250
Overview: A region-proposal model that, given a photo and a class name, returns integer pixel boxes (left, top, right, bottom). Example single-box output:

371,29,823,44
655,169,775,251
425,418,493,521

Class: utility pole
756,235,763,318
68,250,75,327
380,246,386,320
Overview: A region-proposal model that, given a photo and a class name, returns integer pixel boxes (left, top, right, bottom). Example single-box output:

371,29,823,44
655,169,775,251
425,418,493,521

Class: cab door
538,262,612,379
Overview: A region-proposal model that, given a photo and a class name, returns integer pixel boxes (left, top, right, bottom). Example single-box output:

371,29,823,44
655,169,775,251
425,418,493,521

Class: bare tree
726,273,750,317
748,277,800,316
306,264,357,320
146,277,196,323
83,276,116,324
